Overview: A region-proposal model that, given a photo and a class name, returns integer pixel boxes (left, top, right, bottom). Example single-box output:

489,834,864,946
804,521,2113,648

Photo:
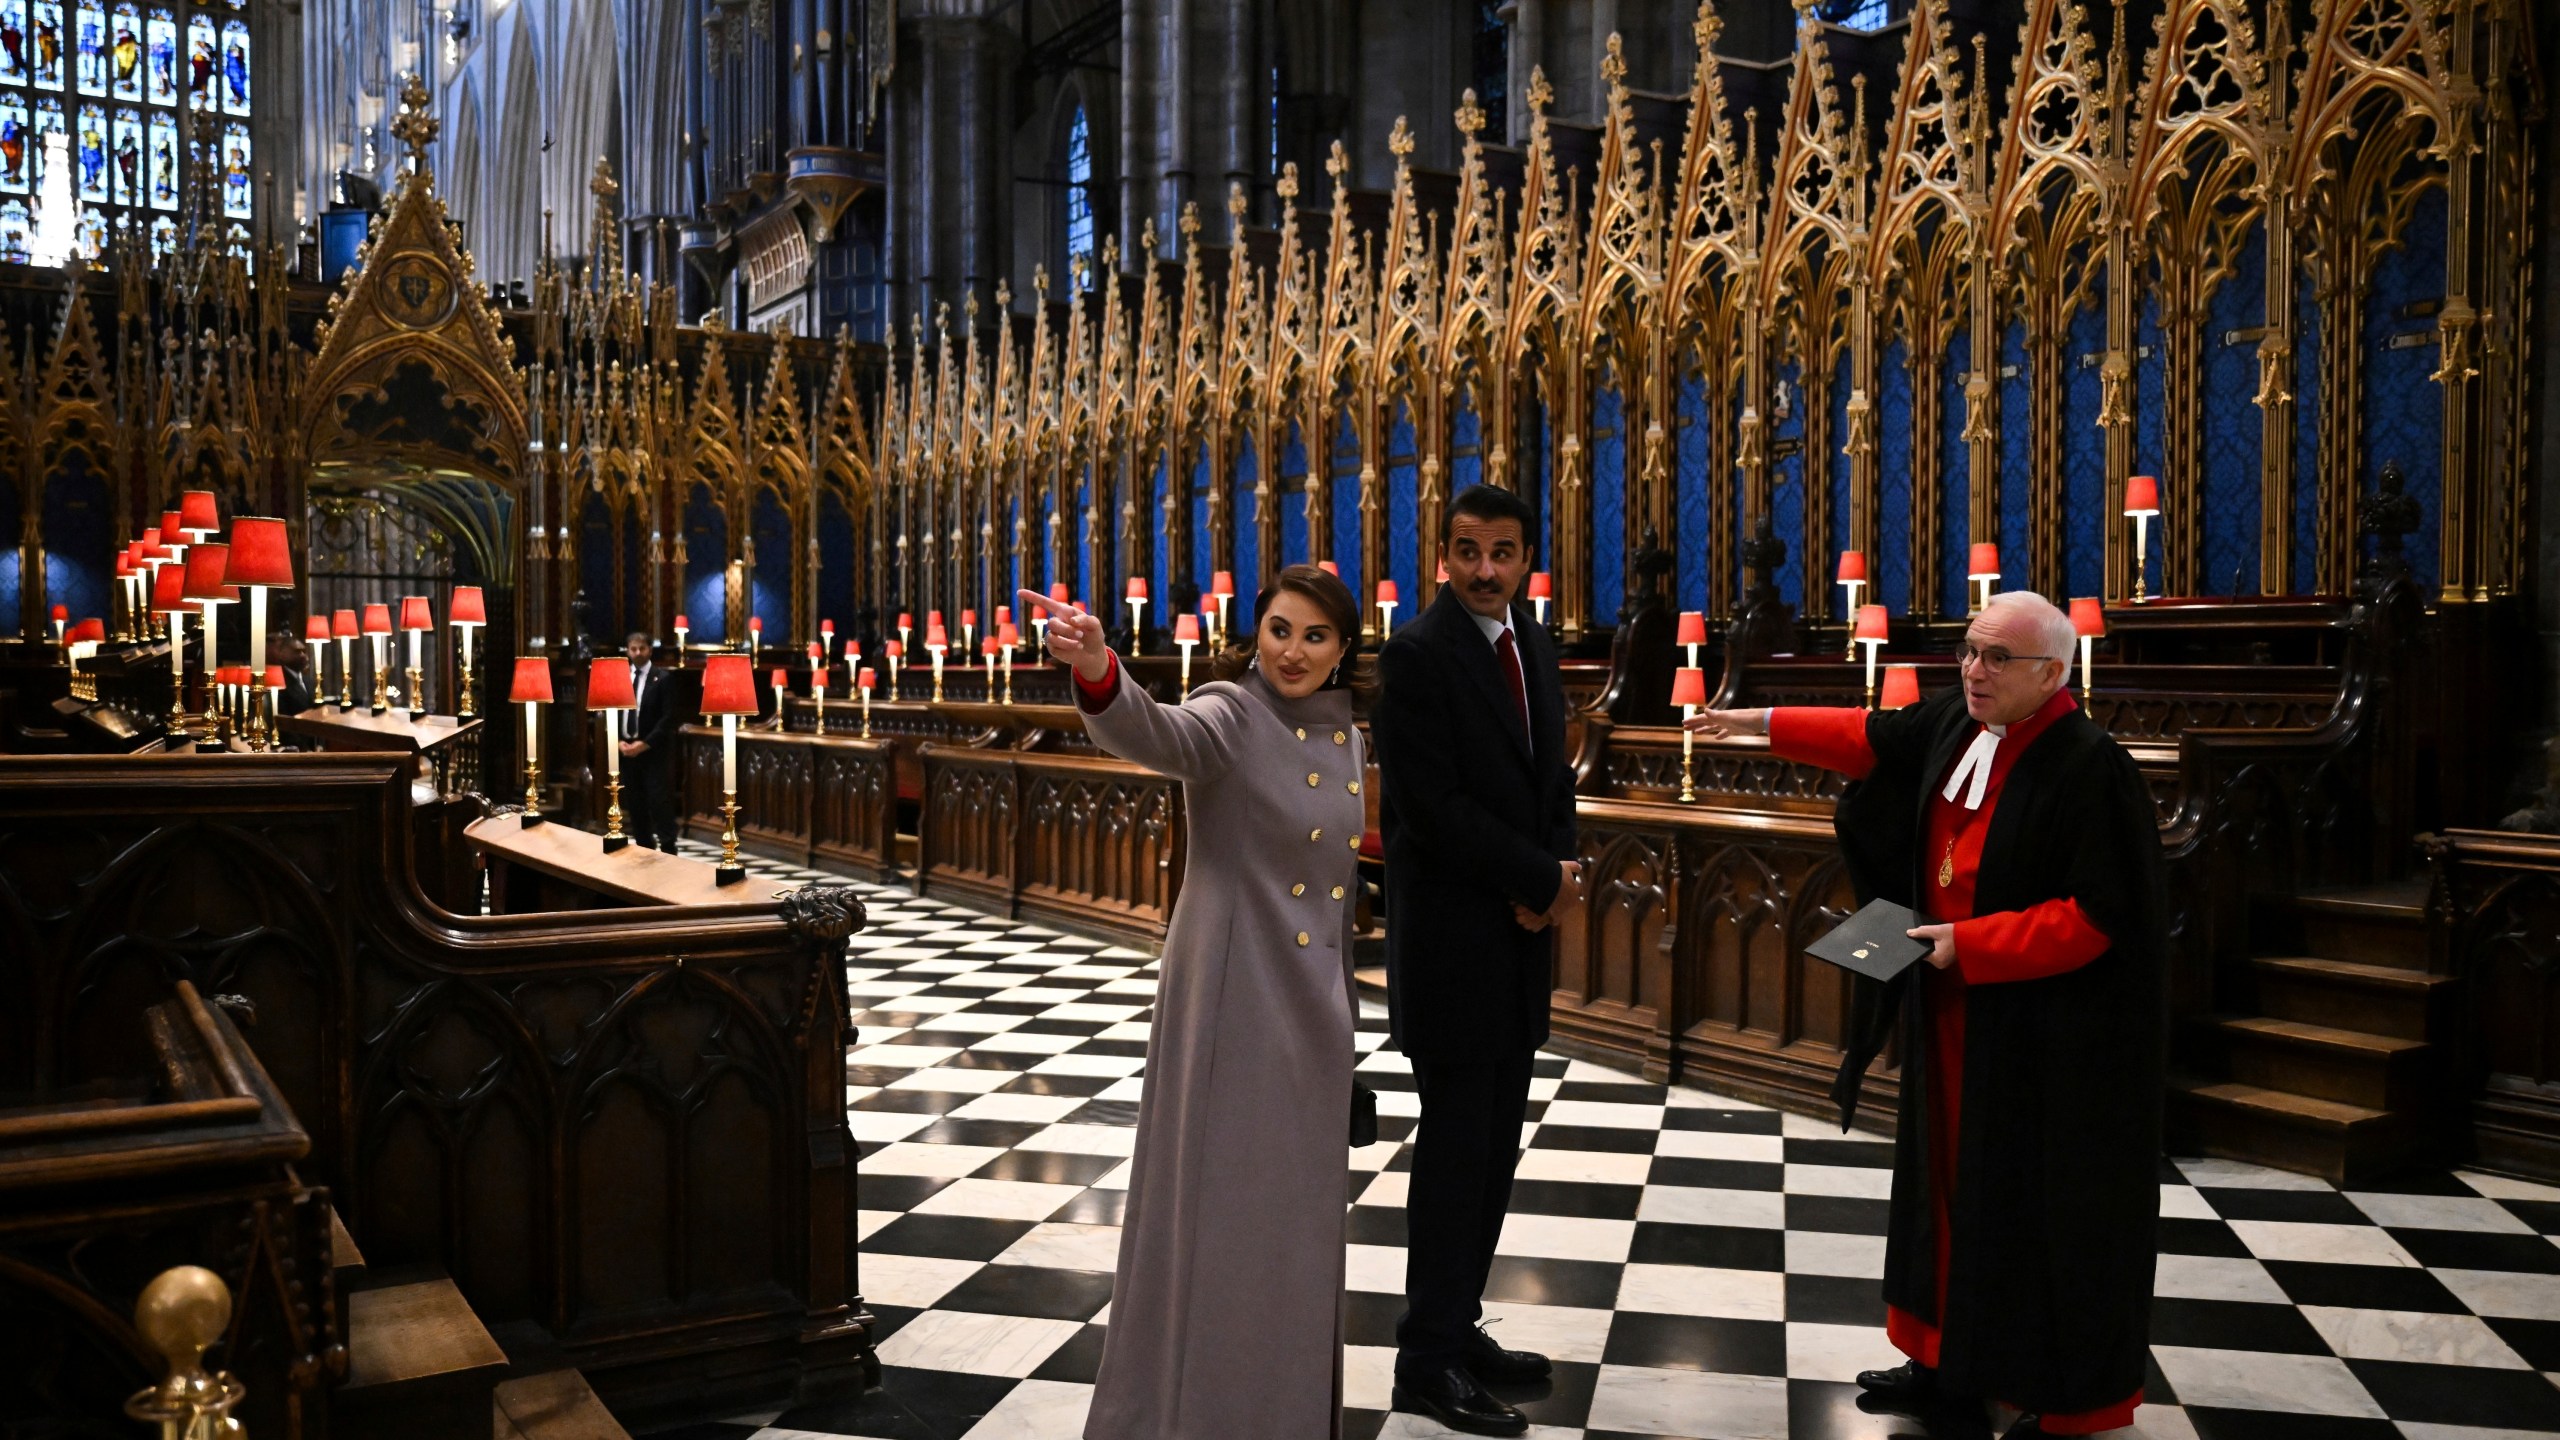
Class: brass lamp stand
124,1266,247,1440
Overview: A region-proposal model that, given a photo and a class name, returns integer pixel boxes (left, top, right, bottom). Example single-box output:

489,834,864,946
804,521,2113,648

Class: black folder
1805,899,1931,982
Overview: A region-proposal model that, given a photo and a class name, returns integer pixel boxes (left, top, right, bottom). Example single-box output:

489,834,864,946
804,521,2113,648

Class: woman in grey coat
1020,566,1366,1440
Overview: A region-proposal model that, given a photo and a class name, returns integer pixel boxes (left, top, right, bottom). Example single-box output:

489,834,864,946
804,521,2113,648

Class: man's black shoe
2002,1416,2055,1439
1855,1359,1940,1413
1464,1323,1553,1384
1393,1365,1530,1437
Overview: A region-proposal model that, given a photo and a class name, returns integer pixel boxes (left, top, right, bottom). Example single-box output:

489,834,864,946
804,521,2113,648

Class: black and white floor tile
651,841,2560,1440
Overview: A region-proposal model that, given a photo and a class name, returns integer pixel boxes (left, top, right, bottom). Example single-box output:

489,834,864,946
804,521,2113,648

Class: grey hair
1978,590,2079,668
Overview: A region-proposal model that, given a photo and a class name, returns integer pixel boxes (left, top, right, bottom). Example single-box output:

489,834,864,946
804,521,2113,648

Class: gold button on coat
1333,730,1347,744
1295,931,1310,947
1348,836,1360,851
1307,772,1321,787
1292,883,1306,896
1347,781,1361,794
1295,727,1307,740
1331,885,1345,900
1309,827,1323,842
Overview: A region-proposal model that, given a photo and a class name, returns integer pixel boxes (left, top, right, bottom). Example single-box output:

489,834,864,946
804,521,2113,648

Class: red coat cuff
1954,898,2111,985
1072,652,1122,714
1767,707,1878,780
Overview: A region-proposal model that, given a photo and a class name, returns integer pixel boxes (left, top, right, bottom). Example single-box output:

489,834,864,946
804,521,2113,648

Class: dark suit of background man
271,629,317,750
619,633,680,853
1375,483,1584,1438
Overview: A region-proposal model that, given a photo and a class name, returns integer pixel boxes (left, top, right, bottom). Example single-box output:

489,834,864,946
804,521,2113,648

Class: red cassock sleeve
1954,898,2112,985
1072,652,1122,713
1766,707,1878,780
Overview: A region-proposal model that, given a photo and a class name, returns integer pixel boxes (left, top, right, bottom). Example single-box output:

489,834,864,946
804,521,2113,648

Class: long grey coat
1080,665,1364,1440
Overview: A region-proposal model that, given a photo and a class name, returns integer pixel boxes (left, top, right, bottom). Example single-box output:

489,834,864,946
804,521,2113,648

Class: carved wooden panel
918,747,1022,914
812,739,900,880
1015,754,1182,935
2424,831,2560,1180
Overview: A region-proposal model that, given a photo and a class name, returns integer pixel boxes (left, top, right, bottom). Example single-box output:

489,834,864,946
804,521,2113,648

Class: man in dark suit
1375,483,1584,1437
618,632,680,853
269,627,318,750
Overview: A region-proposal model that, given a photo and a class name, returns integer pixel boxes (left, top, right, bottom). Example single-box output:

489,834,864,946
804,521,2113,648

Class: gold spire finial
1527,66,1554,114
1277,161,1299,202
1325,140,1348,180
590,155,618,202
1032,264,1049,303
1601,33,1627,88
1455,88,1486,138
1178,201,1199,241
1694,2,1719,55
390,72,438,155
1388,115,1415,160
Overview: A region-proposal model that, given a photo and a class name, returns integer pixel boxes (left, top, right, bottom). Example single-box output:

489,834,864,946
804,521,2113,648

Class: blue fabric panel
751,488,792,639
1191,445,1214,604
2203,230,2266,596
1877,340,1913,614
1535,401,1554,563
0,551,16,633
1234,434,1260,603
2137,295,2166,493
1828,355,1853,607
1774,362,1806,608
1999,321,2031,589
1942,331,1974,616
1675,371,1710,614
2364,188,2445,594
1592,385,1625,625
40,452,108,634
683,484,727,641
2295,274,2322,589
819,489,856,635
579,493,617,640
1388,400,1419,606
2064,299,2107,601
1076,462,1095,606
1452,394,1482,494
1279,421,1309,567
1730,385,1750,610
1331,413,1362,598
1152,451,1172,619
1007,497,1022,605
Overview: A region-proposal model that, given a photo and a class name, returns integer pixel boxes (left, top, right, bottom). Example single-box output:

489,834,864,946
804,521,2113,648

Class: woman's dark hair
1211,563,1375,703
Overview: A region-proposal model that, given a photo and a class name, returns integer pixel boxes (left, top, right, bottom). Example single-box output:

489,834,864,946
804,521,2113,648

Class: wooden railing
2420,828,2560,1180
0,752,876,1418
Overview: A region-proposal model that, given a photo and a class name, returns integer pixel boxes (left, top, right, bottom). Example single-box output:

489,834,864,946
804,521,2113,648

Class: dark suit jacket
625,662,681,781
1375,587,1578,1060
279,664,316,718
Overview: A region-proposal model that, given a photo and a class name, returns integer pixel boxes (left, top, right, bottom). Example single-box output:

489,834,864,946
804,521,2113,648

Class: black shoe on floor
2002,1415,2054,1439
1856,1359,1940,1413
1393,1364,1530,1437
1463,1322,1553,1384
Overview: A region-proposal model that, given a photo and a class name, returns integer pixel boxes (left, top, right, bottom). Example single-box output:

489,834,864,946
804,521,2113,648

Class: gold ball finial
135,1266,230,1378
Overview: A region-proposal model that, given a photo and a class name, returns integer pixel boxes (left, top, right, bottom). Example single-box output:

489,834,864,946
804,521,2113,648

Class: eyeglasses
1957,644,2058,676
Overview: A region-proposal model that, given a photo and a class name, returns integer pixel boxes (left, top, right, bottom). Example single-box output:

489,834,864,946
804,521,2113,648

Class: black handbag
1350,1082,1379,1147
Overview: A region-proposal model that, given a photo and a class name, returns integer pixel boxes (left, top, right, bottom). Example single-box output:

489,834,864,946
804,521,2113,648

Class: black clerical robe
1812,685,2166,1421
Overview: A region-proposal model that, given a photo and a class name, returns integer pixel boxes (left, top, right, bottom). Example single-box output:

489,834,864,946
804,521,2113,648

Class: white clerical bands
1941,724,2007,811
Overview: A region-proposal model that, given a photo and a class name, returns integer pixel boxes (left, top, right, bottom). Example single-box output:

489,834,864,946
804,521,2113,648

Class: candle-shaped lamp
1854,604,1891,708
960,608,978,663
1880,664,1921,711
1671,665,1708,804
398,595,432,719
1317,560,1340,578
1211,571,1235,646
587,656,636,851
673,613,690,665
330,610,358,707
361,604,393,711
2070,597,2107,700
225,516,293,750
883,638,904,693
1174,612,1200,696
449,585,485,717
1837,551,1868,658
1966,543,2001,615
747,614,763,668
1527,571,1551,625
997,620,1021,704
698,653,759,885
1041,583,1070,650
770,666,789,729
857,666,877,737
808,642,828,727
508,656,552,825
303,616,333,730
978,634,1000,691
820,618,835,656
1676,610,1707,669
113,553,135,640
178,489,219,543
896,610,913,655
1376,578,1399,637
1124,579,1147,654
925,620,949,701
48,602,64,646
150,560,195,741
262,665,284,741
2124,475,2160,604
180,544,230,704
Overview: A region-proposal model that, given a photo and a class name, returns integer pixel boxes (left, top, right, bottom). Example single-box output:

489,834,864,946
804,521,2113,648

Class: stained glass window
1064,103,1091,292
0,0,244,261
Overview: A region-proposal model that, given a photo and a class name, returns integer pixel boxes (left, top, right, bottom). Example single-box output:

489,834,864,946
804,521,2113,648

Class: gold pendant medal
1937,838,1957,888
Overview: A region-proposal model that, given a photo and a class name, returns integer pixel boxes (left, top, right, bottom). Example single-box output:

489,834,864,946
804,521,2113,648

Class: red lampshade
158,511,184,545
587,657,635,710
2070,597,2107,638
1435,562,1450,584
1174,614,1201,643
857,667,876,691
49,603,66,621
884,639,904,659
1837,550,1868,584
399,596,432,631
69,617,103,643
1124,579,1147,600
332,608,359,639
807,641,823,662
770,666,788,689
226,516,294,588
998,622,1021,645
263,665,284,691
1201,594,1218,616
508,656,554,704
926,623,949,648
994,606,1012,627
450,585,486,625
843,641,860,662
181,543,229,600
699,654,759,715
1377,579,1400,604
822,619,835,636
115,554,133,578
1854,604,1890,643
179,489,219,533
1212,570,1235,597
361,603,392,636
135,541,168,565
1675,611,1708,647
1048,583,1071,603
928,610,944,627
1966,543,2001,581
1318,561,1340,577
961,608,978,629
1670,666,1708,709
897,611,913,627
1880,665,1921,710
676,613,691,630
749,615,763,633
2124,474,2160,517
304,616,331,642
151,561,193,614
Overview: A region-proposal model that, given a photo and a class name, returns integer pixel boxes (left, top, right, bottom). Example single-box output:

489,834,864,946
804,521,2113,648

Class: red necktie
1495,627,1529,747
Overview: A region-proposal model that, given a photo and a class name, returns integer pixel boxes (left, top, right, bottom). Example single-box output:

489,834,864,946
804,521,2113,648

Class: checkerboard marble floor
651,842,2560,1440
